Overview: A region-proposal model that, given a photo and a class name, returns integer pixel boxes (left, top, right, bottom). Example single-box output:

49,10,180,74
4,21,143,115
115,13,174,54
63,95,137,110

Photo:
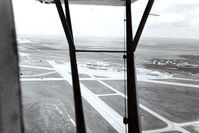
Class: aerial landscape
17,35,199,133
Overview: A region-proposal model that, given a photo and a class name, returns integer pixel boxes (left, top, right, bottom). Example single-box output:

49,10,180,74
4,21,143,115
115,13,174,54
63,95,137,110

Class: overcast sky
12,0,199,39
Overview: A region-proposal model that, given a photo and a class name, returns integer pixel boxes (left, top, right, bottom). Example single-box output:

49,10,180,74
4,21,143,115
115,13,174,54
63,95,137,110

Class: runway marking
36,49,42,53
48,61,125,133
19,65,55,70
84,75,127,98
83,75,190,133
81,78,199,88
20,78,64,81
21,71,57,78
22,60,197,133
27,56,31,61
96,93,119,97
18,52,29,56
141,79,199,88
140,104,190,133
173,77,199,82
56,102,76,126
175,120,199,126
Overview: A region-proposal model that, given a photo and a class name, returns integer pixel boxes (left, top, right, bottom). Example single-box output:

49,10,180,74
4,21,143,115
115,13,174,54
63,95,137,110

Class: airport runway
18,36,199,133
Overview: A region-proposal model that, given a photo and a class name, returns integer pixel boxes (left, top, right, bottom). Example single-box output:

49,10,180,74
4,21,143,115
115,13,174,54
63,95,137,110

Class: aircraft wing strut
40,0,155,133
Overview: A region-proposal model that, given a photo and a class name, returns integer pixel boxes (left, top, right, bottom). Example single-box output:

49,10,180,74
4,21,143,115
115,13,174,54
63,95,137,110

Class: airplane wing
36,0,137,6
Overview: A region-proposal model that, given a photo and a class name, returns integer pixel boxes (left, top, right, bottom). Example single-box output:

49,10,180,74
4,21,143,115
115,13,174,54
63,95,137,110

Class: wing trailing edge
36,0,137,6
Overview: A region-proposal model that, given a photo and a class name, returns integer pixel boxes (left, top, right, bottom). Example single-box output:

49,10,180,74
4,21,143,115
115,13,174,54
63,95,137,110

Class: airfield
18,36,199,133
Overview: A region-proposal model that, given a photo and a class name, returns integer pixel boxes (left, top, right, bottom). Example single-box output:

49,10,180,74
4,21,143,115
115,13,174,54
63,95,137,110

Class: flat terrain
18,36,199,133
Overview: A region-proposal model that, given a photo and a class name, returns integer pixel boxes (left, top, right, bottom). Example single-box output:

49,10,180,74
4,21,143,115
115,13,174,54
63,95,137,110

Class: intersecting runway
19,60,199,133
18,37,199,133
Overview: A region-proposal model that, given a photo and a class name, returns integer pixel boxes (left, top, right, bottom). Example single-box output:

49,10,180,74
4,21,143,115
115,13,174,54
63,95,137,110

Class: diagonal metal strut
64,0,73,40
54,0,86,133
131,0,155,54
125,0,154,133
125,0,142,132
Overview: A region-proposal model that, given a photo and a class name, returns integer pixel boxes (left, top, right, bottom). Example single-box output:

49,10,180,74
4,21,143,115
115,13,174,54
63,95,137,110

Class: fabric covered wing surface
37,0,137,6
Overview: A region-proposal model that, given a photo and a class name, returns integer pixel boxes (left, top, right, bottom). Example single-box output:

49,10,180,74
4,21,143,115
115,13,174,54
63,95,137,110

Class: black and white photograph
0,0,199,133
